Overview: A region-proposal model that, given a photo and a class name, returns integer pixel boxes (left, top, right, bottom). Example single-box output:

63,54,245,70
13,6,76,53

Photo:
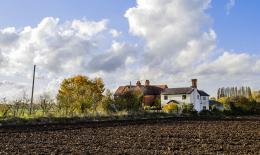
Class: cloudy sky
0,0,259,99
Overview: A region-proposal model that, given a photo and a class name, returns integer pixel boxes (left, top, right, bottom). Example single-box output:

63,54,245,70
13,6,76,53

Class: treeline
217,86,252,99
0,75,144,118
215,86,260,115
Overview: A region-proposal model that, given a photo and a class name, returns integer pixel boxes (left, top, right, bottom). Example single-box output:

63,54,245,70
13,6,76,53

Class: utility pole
29,65,36,115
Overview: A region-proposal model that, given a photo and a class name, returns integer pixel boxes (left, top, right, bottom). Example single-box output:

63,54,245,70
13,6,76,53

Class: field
0,118,259,154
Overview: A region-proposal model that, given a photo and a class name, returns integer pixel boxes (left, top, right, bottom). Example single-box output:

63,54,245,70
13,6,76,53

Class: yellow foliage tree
56,75,105,115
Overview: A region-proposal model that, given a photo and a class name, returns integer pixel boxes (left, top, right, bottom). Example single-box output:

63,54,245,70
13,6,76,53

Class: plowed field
0,118,259,154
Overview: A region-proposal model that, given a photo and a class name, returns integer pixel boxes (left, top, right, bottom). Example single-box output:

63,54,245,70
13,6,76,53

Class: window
203,106,206,110
203,96,206,100
182,95,186,100
197,95,200,99
164,95,168,100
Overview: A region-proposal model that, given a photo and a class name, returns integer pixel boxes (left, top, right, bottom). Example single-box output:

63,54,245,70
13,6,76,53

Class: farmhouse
114,79,210,111
161,79,210,112
114,80,168,106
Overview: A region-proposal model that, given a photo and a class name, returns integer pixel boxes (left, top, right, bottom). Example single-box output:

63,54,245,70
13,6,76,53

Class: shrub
114,91,143,112
182,104,197,116
199,110,212,116
143,106,151,110
154,98,161,110
97,90,117,114
219,96,260,115
162,103,178,113
0,104,11,118
211,108,224,116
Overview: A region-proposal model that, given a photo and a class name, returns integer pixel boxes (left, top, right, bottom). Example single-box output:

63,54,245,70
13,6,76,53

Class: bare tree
39,93,54,116
0,98,11,118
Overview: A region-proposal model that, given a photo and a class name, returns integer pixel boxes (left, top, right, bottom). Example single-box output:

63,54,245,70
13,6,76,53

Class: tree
0,98,11,118
252,91,260,102
56,75,105,116
39,93,54,116
217,86,253,99
97,89,116,114
114,90,143,111
220,96,258,115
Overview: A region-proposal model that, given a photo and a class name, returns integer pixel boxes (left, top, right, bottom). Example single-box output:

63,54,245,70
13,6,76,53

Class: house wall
190,89,201,111
161,94,191,107
161,89,209,111
143,95,161,107
200,96,209,110
143,95,155,106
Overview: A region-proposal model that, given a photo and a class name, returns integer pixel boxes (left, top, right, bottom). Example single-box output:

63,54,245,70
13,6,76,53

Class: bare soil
0,118,259,154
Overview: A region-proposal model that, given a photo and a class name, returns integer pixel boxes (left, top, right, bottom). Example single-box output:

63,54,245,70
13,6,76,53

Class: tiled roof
114,85,168,96
198,90,210,96
161,87,194,95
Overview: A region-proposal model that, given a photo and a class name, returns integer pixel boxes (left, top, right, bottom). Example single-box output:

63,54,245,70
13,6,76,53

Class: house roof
198,90,210,96
114,85,168,96
161,87,194,95
209,100,223,106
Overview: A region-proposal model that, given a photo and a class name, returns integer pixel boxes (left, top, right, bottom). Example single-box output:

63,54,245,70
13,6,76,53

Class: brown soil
0,118,259,154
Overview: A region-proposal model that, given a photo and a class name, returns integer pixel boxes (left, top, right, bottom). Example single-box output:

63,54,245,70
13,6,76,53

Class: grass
0,110,181,126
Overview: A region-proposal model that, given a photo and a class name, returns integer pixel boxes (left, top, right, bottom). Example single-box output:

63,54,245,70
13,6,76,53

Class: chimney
136,81,141,87
145,80,150,86
191,79,197,88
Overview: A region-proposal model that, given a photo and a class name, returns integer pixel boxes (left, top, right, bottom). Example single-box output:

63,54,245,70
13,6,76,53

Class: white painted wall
161,88,209,112
200,96,209,110
161,94,191,107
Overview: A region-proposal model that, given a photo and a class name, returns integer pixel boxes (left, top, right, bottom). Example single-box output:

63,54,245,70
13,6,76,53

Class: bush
162,103,178,113
143,106,151,110
0,104,11,118
211,108,224,116
182,104,197,116
114,91,143,112
219,96,260,115
199,110,212,116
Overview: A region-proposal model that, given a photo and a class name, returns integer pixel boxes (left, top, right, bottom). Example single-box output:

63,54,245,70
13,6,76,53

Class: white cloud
109,29,122,38
125,0,215,79
87,41,138,72
125,0,260,96
125,0,215,71
0,17,137,99
226,0,236,15
253,60,260,72
195,52,253,76
0,0,259,99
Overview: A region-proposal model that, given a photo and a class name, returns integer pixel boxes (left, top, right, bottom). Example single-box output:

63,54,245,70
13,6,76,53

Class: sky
0,0,259,99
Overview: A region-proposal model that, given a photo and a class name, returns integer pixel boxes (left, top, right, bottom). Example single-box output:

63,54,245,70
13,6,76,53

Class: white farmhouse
161,79,210,112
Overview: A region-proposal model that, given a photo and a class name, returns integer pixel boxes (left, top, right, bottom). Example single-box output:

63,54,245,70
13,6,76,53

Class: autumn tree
56,75,105,116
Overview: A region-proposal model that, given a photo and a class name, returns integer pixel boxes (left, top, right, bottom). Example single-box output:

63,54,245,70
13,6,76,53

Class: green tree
114,90,143,111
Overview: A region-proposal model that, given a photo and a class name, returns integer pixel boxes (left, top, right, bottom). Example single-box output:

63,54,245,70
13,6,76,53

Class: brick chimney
191,79,197,88
145,80,150,86
136,81,141,87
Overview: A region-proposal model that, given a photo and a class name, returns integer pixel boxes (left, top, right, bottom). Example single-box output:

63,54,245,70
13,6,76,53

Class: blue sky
0,0,260,99
0,0,259,54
